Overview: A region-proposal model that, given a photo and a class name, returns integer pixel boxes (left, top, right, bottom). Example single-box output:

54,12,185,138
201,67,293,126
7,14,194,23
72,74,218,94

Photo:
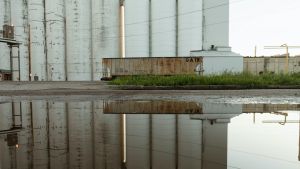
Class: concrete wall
244,56,300,75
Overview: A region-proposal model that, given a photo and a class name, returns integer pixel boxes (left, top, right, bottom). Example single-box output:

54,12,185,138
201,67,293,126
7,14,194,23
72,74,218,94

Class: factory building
0,0,241,81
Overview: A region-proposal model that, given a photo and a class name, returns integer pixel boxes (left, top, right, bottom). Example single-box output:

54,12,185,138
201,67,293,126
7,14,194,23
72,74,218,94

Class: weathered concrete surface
0,81,300,97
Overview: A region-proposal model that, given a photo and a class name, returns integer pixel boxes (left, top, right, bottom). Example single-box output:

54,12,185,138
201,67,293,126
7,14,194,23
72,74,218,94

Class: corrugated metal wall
0,0,229,81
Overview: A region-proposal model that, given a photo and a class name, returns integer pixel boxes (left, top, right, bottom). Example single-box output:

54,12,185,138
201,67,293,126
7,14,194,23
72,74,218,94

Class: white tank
68,102,93,168
151,0,176,57
28,0,47,81
203,0,229,50
178,0,203,56
45,0,66,81
125,0,149,57
65,0,92,81
48,102,67,169
11,0,30,81
94,0,120,80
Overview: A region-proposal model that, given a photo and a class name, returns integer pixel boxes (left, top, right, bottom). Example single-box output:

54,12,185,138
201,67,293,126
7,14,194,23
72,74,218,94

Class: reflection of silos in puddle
178,115,202,168
151,0,176,57
178,0,202,56
92,0,120,80
16,102,32,169
45,0,66,81
0,1,11,72
202,120,228,169
152,115,176,169
10,0,30,81
32,101,49,168
65,0,92,81
48,102,67,169
0,103,13,169
125,0,150,166
125,0,149,58
28,0,47,81
126,114,150,168
68,102,93,168
94,101,121,168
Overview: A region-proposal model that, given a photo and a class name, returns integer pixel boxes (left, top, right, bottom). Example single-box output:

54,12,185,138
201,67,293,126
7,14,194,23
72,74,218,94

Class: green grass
109,72,300,87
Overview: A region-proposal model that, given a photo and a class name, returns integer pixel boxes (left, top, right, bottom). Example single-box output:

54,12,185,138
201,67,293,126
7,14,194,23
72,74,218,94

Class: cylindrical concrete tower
11,0,30,81
178,0,203,56
125,0,149,58
28,0,47,81
65,0,92,81
45,0,66,81
151,0,176,57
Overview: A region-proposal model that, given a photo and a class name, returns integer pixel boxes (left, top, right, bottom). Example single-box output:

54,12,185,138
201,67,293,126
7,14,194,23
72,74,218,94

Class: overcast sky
230,0,300,56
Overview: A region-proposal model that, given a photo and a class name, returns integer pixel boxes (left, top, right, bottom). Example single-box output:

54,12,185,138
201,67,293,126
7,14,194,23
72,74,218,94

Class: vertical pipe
120,3,125,58
65,0,92,81
175,0,179,57
45,0,66,81
149,0,152,57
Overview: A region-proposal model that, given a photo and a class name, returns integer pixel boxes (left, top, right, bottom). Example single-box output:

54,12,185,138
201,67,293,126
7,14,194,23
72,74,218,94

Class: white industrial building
0,0,242,81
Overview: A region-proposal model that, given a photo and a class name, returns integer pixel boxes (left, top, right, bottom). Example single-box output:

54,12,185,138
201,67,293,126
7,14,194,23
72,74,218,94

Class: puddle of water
0,99,299,169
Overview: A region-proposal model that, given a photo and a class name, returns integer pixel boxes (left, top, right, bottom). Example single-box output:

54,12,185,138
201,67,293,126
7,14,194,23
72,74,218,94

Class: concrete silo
151,0,176,57
45,0,66,81
65,0,92,81
92,0,120,80
178,0,203,56
11,0,30,81
125,0,149,57
28,0,47,81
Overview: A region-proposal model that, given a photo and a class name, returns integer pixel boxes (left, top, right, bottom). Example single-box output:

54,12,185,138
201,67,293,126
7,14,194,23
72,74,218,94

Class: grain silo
0,0,241,81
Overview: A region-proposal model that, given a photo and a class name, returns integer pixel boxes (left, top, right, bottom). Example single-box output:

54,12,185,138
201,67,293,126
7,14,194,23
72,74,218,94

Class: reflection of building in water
0,101,299,169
